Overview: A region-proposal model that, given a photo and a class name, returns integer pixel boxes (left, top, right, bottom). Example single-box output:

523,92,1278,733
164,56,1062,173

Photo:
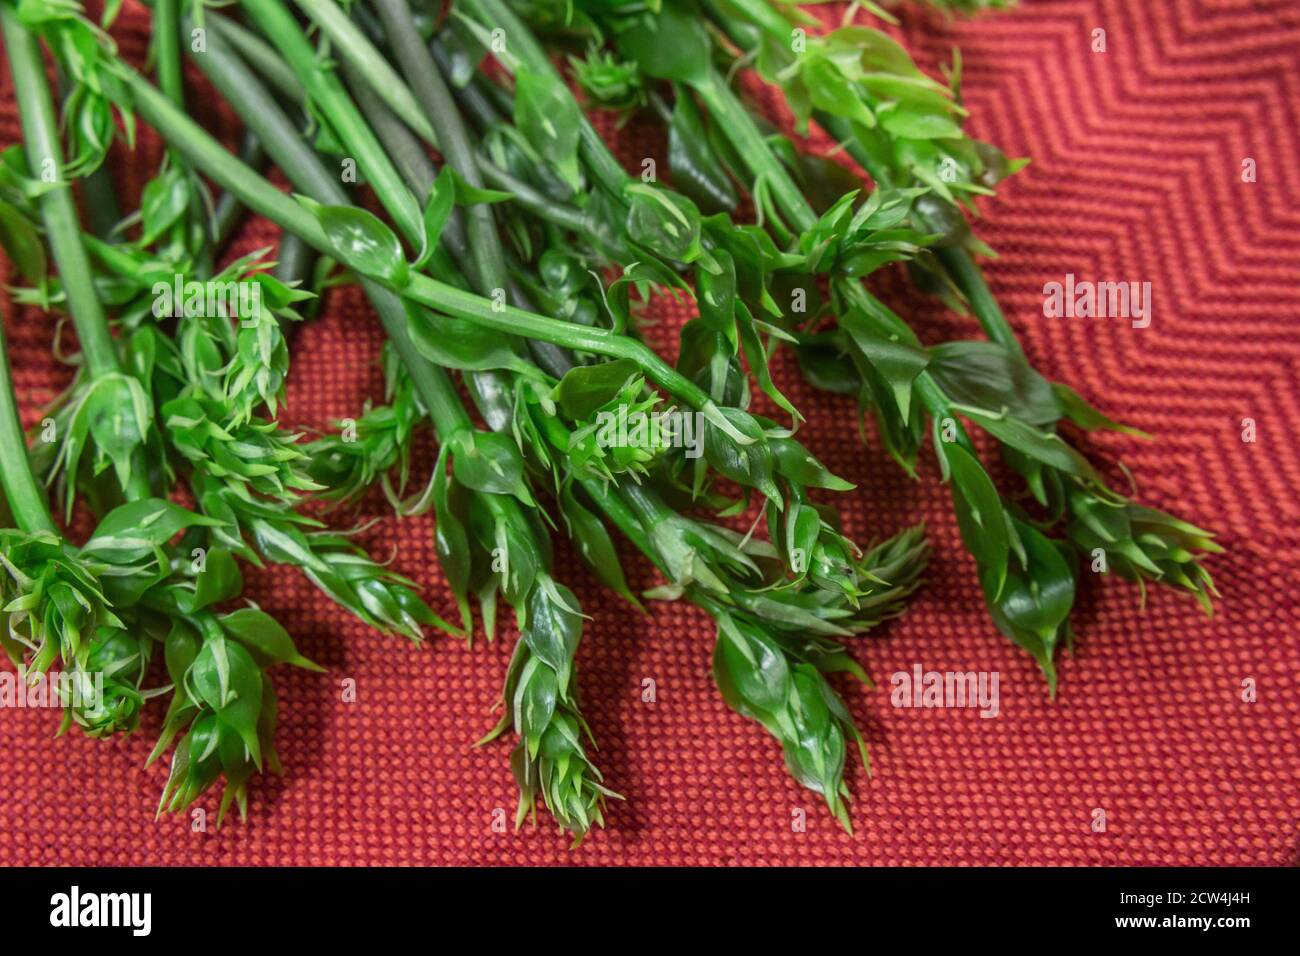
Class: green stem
272,230,315,287
405,279,709,402
694,69,814,233
476,161,593,236
215,19,463,276
289,0,437,145
935,246,1021,355
272,229,317,326
429,37,508,128
339,61,571,376
211,128,266,252
579,478,728,628
240,0,425,242
154,0,184,108
578,478,660,572
1,7,118,378
372,289,470,442
0,308,55,534
374,0,506,296
208,11,304,103
155,0,211,268
120,65,328,241
353,17,572,377
343,65,435,196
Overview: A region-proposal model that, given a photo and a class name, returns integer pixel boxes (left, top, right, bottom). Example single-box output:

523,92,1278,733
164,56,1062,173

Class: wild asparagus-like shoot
0,306,315,823
164,20,615,839
1,2,154,511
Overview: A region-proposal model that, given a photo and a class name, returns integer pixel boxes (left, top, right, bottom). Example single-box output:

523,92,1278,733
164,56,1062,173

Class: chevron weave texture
0,0,1297,866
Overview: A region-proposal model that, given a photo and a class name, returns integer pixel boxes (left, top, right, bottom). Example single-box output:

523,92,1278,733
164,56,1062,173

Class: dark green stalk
373,0,506,295
429,36,508,127
0,309,56,534
288,0,437,144
1,7,118,378
76,164,121,240
376,298,470,442
935,245,1020,354
154,0,184,109
240,0,425,241
272,229,318,330
343,66,436,195
273,230,315,287
58,71,120,238
208,11,305,103
228,7,581,272
211,129,266,252
475,162,598,235
121,66,339,243
360,4,573,374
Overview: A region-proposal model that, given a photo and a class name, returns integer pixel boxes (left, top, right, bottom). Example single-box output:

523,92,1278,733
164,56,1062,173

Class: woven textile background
1,0,1297,866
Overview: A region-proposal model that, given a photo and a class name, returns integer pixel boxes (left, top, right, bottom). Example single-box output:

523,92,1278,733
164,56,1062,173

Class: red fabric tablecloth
1,0,1297,866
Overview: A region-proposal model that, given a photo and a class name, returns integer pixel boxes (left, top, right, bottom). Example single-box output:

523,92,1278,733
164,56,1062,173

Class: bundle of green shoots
0,0,1215,842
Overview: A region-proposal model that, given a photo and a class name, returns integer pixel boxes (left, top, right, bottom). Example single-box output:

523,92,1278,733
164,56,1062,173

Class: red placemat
1,0,1297,866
